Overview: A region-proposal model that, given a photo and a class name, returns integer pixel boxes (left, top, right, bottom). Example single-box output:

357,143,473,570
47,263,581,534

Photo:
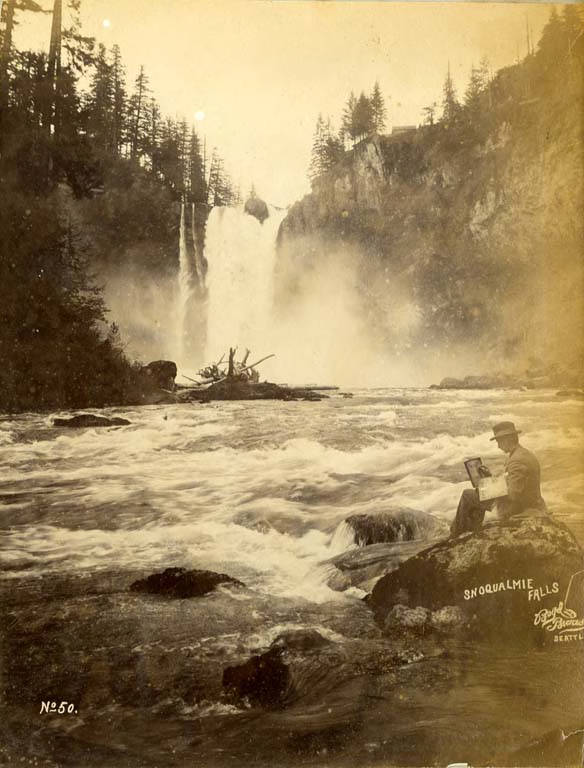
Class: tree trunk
0,0,16,157
44,0,62,139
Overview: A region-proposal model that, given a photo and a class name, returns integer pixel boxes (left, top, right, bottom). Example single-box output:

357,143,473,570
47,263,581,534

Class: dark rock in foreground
130,567,243,598
345,509,448,546
222,629,334,709
368,516,584,641
53,414,131,428
223,647,290,709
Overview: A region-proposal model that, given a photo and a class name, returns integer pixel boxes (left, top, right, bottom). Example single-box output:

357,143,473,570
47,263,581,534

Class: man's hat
490,421,522,441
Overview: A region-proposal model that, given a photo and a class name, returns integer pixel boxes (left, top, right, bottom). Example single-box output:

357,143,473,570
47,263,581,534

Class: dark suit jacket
498,444,547,518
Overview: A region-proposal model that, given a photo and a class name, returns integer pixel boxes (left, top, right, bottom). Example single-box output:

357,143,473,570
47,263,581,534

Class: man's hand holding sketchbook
464,457,508,502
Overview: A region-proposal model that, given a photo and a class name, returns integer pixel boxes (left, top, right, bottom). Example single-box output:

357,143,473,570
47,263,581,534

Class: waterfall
175,201,208,370
176,202,193,361
204,205,285,362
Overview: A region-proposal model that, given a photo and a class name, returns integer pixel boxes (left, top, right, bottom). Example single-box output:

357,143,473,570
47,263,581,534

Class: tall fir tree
188,127,206,203
110,44,126,156
85,42,112,151
352,91,374,140
308,113,325,180
441,63,459,124
370,80,387,133
128,64,150,159
340,91,357,146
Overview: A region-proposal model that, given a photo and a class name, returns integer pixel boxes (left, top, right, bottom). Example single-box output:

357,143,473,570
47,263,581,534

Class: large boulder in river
368,516,584,642
130,567,243,598
136,360,177,404
53,414,130,428
344,509,448,546
244,193,269,223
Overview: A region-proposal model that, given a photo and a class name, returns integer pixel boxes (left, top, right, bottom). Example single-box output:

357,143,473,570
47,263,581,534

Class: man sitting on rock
450,421,547,537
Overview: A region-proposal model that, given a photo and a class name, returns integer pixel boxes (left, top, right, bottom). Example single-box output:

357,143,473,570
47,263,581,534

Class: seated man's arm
505,458,527,513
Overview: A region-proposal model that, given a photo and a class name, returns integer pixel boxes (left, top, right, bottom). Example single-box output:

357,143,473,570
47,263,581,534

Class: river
1,387,583,766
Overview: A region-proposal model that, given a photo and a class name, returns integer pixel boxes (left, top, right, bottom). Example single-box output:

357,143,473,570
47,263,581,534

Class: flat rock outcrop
130,567,243,598
322,539,431,593
53,414,131,428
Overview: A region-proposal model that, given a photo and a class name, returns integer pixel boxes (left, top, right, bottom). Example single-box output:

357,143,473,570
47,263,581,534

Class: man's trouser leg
450,488,485,537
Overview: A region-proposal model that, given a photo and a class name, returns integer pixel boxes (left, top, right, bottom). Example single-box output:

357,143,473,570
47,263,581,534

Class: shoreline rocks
430,368,582,391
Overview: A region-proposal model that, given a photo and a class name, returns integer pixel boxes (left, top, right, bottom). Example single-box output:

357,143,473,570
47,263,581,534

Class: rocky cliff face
277,56,583,382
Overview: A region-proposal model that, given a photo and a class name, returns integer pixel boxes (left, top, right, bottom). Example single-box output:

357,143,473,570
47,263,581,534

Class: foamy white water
204,205,286,362
1,389,582,601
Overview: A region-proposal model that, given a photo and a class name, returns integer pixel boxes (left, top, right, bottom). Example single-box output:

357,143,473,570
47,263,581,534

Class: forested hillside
279,7,584,384
0,0,235,411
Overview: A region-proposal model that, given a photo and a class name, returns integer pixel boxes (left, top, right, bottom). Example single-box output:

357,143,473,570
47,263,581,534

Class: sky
13,0,554,207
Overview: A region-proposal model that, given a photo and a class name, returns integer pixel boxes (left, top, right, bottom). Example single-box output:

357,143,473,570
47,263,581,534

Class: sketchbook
464,457,509,502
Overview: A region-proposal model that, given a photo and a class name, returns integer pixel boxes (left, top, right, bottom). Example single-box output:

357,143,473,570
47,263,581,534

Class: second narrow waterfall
176,202,193,361
204,206,286,361
175,201,206,369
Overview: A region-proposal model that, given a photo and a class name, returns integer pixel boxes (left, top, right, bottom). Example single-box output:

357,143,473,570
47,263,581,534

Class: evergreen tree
537,8,565,67
441,63,459,125
128,64,150,159
146,97,160,173
0,0,48,151
352,91,374,141
370,80,387,133
61,0,94,74
464,65,483,111
85,42,112,151
340,91,357,146
423,101,438,125
322,117,344,171
110,44,127,156
562,5,584,57
188,126,206,203
308,114,344,181
158,116,182,194
308,113,325,180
